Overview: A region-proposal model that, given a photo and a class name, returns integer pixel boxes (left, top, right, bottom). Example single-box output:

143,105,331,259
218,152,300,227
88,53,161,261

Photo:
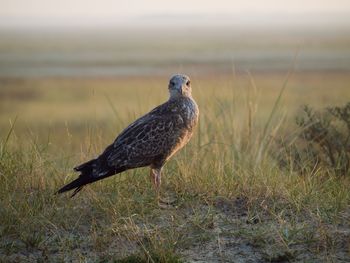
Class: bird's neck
169,92,192,101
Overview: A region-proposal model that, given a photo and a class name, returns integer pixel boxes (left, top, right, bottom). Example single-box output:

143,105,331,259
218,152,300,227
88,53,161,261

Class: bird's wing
106,112,185,169
112,102,172,145
57,102,184,196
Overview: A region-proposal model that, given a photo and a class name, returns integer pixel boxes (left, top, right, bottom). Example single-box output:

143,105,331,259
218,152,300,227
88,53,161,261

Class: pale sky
1,0,350,27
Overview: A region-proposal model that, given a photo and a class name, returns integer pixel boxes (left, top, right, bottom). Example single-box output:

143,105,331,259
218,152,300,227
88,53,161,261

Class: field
0,28,350,262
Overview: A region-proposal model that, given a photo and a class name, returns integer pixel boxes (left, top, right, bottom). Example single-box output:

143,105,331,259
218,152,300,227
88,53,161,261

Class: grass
0,72,350,262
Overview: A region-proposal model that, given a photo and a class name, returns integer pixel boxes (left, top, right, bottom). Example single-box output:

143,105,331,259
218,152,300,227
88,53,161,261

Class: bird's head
168,74,192,99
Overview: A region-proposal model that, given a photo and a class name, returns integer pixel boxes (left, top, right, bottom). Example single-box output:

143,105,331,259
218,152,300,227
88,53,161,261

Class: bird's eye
186,80,190,86
170,81,175,86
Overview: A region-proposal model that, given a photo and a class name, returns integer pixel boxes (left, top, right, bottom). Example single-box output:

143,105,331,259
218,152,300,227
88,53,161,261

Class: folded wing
57,111,185,196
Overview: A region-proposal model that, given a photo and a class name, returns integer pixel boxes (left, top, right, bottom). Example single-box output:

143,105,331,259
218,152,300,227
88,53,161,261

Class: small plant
278,102,350,176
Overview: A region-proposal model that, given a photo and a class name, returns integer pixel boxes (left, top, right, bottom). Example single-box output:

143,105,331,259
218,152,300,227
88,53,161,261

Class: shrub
277,102,350,176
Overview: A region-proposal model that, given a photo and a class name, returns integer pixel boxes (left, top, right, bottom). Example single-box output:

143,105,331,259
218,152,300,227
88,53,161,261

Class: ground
1,194,349,262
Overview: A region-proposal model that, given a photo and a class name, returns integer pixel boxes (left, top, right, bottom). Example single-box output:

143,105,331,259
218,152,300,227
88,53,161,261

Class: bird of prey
57,74,199,198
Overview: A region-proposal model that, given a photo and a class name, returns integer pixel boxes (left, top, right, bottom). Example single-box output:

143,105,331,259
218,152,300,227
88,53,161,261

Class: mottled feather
57,74,198,196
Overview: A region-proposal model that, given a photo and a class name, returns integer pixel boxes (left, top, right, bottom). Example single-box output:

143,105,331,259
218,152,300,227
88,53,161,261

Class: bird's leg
150,167,176,207
149,167,162,197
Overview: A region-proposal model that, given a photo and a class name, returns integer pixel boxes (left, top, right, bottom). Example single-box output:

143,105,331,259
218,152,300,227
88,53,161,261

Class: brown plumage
57,74,199,197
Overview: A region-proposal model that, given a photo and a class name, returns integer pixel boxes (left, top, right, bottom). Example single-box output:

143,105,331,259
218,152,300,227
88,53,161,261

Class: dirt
1,197,349,262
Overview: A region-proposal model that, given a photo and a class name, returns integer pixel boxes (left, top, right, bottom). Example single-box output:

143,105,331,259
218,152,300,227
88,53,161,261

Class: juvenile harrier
57,74,199,197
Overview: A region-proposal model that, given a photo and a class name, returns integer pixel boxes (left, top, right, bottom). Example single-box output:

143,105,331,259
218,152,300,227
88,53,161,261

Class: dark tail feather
56,159,126,197
56,176,90,197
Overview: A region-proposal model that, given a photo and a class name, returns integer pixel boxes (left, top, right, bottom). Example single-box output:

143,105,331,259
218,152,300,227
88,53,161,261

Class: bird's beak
176,84,183,95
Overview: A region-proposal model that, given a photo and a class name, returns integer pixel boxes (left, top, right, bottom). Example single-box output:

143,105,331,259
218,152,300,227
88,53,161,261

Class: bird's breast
180,98,199,130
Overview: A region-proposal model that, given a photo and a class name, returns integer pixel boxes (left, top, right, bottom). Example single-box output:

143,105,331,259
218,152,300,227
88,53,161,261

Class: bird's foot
159,196,177,205
157,194,177,209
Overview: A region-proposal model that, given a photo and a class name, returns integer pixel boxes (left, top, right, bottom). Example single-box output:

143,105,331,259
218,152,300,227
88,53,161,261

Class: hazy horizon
1,0,350,29
1,0,350,77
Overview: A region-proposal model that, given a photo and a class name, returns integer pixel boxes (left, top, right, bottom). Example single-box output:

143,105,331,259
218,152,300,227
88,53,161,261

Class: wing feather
107,113,185,168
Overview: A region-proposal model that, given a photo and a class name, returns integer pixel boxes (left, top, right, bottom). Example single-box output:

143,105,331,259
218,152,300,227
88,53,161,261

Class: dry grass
0,72,350,262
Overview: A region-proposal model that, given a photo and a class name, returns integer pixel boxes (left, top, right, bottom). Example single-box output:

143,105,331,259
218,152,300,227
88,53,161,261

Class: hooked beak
169,84,182,94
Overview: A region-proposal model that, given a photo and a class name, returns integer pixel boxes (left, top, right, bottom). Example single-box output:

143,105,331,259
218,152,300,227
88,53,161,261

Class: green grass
0,72,350,262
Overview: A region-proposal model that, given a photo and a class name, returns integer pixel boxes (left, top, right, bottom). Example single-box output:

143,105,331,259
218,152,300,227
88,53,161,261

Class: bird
57,74,199,198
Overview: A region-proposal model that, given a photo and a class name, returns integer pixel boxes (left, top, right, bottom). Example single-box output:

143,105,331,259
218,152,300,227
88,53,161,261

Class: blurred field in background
1,27,350,138
1,72,350,145
1,27,350,262
1,27,350,77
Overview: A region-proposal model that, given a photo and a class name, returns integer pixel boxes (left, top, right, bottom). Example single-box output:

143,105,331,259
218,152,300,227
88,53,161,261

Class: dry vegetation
0,72,350,262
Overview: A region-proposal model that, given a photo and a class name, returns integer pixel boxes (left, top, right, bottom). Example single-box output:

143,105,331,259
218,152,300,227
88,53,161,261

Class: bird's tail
56,158,127,197
56,176,88,197
56,159,97,197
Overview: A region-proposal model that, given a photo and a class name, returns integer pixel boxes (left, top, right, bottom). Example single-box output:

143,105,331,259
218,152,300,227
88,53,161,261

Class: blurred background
1,0,350,142
1,0,350,77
